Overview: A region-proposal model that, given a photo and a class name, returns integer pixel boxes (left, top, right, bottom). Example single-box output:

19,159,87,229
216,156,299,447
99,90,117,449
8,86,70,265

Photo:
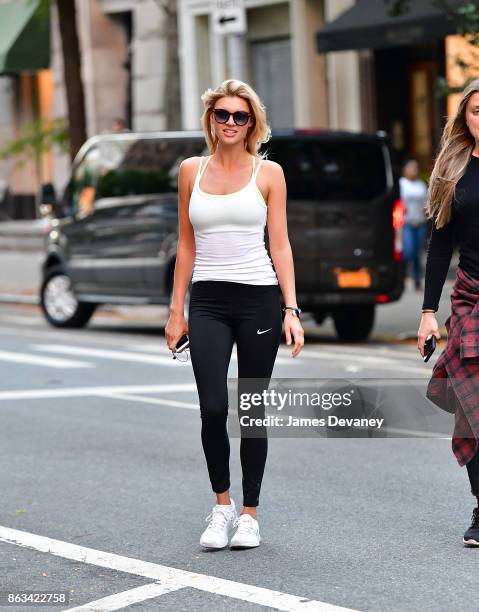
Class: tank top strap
194,156,211,189
252,156,263,181
200,155,211,179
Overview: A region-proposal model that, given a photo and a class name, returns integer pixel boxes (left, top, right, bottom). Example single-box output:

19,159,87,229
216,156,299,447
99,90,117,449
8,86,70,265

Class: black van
40,129,405,341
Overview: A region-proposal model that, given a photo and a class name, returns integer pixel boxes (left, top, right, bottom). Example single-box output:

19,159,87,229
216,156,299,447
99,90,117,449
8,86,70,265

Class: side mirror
38,182,57,218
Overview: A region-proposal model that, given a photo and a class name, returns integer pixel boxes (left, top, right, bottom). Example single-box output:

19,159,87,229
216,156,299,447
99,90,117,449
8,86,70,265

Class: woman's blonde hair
200,79,271,158
427,78,479,228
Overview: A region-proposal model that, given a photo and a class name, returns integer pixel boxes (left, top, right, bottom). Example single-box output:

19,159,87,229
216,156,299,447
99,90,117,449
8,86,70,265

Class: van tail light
376,294,390,303
392,198,405,262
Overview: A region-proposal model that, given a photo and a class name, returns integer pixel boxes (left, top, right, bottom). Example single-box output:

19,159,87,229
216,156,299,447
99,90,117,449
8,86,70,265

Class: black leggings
188,280,282,507
466,443,479,497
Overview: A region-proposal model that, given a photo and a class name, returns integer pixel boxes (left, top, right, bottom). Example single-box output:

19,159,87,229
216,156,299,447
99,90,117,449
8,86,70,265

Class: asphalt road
0,302,477,612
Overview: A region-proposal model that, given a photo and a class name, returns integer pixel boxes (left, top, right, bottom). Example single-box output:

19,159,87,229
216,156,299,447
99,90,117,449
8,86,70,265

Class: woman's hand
165,311,189,354
284,311,304,357
417,312,441,357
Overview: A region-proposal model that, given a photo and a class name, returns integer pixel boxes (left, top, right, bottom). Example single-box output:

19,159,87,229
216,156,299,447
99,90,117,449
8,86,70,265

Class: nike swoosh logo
257,328,272,335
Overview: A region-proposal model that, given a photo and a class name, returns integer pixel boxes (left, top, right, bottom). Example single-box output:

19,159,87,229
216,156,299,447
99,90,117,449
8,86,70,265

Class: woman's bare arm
264,161,297,307
263,160,304,357
169,158,198,316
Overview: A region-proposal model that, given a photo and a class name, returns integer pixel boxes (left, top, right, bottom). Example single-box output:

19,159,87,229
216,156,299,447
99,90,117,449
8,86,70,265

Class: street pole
226,32,248,81
213,0,247,79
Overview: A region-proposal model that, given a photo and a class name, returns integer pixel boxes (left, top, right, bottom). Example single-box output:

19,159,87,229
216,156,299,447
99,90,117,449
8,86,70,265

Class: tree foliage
0,118,68,165
385,1,479,95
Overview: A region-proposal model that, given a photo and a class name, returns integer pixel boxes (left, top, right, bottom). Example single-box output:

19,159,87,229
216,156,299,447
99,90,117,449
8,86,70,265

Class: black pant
466,442,479,497
188,280,282,507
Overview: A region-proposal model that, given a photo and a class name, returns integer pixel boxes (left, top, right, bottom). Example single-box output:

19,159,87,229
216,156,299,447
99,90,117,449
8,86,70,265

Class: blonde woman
165,79,304,549
419,78,479,546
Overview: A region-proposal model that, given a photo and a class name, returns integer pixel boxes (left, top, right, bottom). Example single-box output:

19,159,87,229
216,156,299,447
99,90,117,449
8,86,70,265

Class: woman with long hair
165,79,304,549
419,77,479,546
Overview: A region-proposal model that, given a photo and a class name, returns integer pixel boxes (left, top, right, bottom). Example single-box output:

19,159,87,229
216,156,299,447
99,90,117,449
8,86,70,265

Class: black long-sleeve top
422,154,479,311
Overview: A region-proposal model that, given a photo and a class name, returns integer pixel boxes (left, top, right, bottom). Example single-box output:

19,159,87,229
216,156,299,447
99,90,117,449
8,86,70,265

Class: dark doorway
374,40,446,174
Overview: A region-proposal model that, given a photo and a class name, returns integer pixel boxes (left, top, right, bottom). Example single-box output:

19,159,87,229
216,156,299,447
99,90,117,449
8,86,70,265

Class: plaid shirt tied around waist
426,266,479,466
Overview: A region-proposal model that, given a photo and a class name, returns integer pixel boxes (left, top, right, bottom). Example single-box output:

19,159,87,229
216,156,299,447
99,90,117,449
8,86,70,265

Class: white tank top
188,154,279,285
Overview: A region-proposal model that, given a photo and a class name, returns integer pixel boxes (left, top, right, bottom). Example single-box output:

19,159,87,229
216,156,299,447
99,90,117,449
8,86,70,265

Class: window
71,147,104,216
266,139,388,201
94,139,207,198
265,140,315,199
315,141,387,200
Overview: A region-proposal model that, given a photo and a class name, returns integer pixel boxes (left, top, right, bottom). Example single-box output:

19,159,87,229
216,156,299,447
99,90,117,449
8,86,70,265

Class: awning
316,0,457,53
0,0,50,73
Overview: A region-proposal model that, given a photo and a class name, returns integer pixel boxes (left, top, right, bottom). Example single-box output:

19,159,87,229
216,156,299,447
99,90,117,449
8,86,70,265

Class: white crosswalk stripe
66,582,185,611
0,383,198,401
99,392,199,410
31,344,182,366
0,350,92,369
0,525,358,612
33,343,292,366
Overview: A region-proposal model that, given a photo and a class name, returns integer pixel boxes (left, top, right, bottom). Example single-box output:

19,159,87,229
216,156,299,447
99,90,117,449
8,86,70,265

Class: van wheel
332,305,375,342
40,267,97,328
312,310,326,325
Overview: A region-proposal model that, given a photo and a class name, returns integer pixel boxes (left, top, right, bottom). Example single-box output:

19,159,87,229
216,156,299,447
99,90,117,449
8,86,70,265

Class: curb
0,240,44,252
0,219,48,251
0,294,39,305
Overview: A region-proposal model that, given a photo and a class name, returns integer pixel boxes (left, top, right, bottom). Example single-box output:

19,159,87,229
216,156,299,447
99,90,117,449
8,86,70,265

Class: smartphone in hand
174,334,189,353
423,335,436,363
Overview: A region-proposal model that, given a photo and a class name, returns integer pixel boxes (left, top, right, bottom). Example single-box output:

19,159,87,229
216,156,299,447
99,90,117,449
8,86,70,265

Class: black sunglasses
212,108,251,126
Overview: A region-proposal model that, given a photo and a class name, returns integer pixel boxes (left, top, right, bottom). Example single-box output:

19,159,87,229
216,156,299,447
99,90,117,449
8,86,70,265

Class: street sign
212,0,246,35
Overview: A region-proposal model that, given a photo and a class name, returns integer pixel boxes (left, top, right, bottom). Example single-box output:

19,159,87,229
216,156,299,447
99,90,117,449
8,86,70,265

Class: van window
316,141,388,200
266,139,388,201
71,146,104,216
94,139,206,198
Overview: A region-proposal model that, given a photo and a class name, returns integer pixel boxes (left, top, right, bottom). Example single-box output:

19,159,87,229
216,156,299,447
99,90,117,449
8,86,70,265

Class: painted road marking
128,343,184,353
66,582,185,611
127,343,294,364
33,343,292,366
128,343,421,363
133,341,426,369
0,383,198,401
100,393,199,411
0,350,92,369
31,344,183,366
130,342,424,366
295,345,422,361
0,525,358,612
0,323,424,365
291,349,429,375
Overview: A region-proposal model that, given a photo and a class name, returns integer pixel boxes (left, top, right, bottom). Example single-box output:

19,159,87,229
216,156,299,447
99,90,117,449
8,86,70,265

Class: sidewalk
0,218,49,251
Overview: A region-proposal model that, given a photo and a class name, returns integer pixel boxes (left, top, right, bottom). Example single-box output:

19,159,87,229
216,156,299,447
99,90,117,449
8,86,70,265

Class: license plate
333,267,372,288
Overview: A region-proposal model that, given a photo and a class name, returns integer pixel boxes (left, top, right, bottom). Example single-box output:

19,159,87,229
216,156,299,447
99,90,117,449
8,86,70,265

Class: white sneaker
229,513,261,548
200,498,238,549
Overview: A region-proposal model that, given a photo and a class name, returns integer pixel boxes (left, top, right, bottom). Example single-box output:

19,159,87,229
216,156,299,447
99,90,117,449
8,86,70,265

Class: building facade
0,0,469,218
0,0,176,218
177,0,329,130
316,0,467,173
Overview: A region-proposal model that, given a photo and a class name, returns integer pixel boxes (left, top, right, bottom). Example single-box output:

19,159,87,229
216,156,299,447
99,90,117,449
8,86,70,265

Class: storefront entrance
374,41,447,173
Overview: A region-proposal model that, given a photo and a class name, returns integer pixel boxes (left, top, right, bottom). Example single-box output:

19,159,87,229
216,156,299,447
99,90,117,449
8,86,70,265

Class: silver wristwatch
282,306,301,319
